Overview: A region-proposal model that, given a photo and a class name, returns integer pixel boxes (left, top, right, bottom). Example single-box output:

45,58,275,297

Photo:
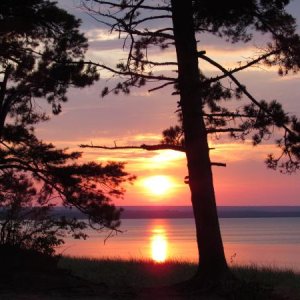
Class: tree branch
203,112,252,118
86,61,176,82
207,128,244,133
129,15,172,26
79,144,225,167
211,162,226,167
131,57,178,67
148,82,175,92
198,52,294,136
206,50,278,83
80,143,185,152
86,1,172,12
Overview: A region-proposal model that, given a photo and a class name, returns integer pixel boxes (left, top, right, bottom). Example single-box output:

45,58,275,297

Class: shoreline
49,206,300,219
2,256,299,299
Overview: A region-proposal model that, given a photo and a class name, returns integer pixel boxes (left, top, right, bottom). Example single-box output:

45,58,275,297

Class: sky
36,0,300,206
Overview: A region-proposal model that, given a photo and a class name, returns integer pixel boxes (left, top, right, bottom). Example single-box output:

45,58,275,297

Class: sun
143,175,172,196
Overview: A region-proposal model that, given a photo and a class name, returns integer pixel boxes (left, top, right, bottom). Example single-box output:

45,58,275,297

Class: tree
80,0,300,288
0,171,86,256
0,164,132,257
0,0,134,253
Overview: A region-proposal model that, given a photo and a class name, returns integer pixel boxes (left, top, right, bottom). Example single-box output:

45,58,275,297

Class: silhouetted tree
0,163,132,256
0,0,99,129
0,171,85,256
0,0,134,252
80,0,300,287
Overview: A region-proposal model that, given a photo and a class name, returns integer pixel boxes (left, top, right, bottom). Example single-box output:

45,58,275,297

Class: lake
61,217,300,271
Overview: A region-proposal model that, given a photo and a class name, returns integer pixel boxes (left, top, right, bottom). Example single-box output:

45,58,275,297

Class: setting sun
143,175,172,196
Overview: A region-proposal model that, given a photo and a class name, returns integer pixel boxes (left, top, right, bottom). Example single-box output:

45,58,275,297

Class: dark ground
1,251,299,300
0,267,297,300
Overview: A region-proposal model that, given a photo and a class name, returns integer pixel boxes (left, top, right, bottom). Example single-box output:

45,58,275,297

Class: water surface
61,218,300,271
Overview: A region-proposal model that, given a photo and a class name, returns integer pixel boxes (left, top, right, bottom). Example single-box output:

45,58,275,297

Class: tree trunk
0,66,11,138
171,0,228,282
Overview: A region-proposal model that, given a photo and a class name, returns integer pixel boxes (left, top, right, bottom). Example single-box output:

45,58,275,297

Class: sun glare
151,231,168,263
143,175,172,196
151,150,185,163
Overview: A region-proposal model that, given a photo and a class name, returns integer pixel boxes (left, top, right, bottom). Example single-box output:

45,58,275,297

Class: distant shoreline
51,206,300,219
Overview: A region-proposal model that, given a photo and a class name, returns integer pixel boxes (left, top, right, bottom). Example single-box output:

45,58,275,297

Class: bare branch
86,61,176,82
207,128,244,133
130,15,172,26
206,50,278,83
79,143,223,167
203,112,251,118
121,27,174,40
86,1,172,12
211,162,226,167
82,3,174,40
148,82,174,92
131,56,178,67
80,143,185,152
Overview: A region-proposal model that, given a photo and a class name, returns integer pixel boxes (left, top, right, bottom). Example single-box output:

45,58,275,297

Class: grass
58,256,300,299
233,264,300,299
59,256,197,287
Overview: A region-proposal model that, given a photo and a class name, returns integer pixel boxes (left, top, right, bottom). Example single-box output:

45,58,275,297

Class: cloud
85,28,121,42
209,140,282,163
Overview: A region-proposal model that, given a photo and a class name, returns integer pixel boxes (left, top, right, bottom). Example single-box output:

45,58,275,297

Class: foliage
0,0,99,120
82,0,300,173
0,164,132,255
0,171,67,255
0,126,133,253
0,0,134,255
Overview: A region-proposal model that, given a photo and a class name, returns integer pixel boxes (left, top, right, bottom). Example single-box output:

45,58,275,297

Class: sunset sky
37,0,300,206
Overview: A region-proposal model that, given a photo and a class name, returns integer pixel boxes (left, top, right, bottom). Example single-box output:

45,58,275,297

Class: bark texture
171,0,228,280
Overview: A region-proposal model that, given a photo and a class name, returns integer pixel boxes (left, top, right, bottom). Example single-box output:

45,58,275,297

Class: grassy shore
1,255,299,299
58,256,300,299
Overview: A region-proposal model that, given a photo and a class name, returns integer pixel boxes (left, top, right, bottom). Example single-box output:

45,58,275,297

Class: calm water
61,218,300,271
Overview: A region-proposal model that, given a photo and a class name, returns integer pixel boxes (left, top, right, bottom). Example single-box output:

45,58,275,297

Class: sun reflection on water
151,227,168,263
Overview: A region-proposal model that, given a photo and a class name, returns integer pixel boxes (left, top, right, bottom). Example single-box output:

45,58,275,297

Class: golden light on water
151,228,168,263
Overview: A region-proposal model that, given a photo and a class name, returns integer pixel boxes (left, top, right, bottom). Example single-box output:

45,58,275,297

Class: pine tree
0,0,134,253
80,0,300,287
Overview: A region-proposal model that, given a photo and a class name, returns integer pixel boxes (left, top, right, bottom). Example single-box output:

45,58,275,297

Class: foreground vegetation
58,256,300,299
1,253,299,299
